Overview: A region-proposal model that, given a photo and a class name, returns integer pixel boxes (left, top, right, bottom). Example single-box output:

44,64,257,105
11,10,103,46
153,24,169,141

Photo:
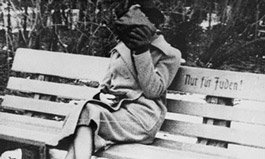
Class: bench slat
0,124,58,145
167,99,265,125
2,95,74,116
12,48,109,81
153,138,235,158
0,112,63,133
154,138,265,159
161,120,265,148
156,131,198,144
228,144,265,159
97,143,233,159
7,77,99,100
169,66,265,102
231,121,265,135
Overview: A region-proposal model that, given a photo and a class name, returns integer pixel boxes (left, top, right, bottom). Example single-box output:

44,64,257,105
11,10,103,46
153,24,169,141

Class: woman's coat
100,34,181,110
51,34,181,151
83,34,182,148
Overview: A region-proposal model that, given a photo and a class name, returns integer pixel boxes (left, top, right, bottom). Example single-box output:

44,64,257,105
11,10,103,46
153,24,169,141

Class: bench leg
0,138,47,159
39,145,47,159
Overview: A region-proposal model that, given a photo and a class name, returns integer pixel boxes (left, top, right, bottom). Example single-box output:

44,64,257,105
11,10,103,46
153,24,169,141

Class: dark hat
128,0,156,8
128,0,165,27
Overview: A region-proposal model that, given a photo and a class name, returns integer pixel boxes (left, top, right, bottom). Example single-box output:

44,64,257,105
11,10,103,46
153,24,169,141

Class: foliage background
1,0,265,94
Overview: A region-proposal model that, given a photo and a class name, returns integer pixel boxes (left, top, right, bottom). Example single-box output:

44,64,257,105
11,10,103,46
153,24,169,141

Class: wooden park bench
1,48,265,159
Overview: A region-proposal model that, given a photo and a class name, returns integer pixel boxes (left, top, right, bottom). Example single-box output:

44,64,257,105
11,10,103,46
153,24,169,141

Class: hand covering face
114,5,157,54
115,5,156,32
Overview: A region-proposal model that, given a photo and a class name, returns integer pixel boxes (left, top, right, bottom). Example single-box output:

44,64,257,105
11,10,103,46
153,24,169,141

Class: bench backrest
161,65,265,158
1,48,265,159
0,49,109,145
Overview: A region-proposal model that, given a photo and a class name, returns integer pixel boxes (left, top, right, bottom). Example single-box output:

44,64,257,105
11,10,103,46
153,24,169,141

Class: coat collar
113,42,137,78
112,35,170,79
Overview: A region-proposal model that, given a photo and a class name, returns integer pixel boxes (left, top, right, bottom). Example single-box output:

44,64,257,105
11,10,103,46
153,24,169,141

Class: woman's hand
99,93,117,105
123,25,154,54
100,86,127,105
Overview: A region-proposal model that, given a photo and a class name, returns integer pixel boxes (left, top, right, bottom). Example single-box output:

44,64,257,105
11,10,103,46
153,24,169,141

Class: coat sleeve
132,47,181,99
100,62,112,90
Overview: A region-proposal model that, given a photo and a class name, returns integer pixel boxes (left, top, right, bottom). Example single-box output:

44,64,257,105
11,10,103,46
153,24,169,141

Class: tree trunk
255,2,260,39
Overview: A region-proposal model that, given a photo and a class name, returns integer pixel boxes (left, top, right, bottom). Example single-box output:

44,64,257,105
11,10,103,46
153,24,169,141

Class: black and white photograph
0,0,265,159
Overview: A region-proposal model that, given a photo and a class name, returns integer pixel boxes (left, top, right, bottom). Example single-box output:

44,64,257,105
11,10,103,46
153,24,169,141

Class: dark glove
123,25,154,54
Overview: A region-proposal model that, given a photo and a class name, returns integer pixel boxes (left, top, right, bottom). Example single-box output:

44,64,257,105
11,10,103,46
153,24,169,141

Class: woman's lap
77,102,156,144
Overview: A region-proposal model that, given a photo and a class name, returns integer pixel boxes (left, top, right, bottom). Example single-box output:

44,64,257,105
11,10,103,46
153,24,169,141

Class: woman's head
114,4,157,41
127,0,165,27
115,0,165,28
114,1,164,46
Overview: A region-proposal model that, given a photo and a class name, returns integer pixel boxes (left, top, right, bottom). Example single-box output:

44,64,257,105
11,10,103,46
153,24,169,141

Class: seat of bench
96,143,235,159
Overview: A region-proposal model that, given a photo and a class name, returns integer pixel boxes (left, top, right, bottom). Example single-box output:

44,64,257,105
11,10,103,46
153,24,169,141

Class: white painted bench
1,48,265,159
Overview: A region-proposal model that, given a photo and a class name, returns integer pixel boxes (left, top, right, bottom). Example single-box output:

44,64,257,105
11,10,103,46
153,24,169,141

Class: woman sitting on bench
65,1,181,159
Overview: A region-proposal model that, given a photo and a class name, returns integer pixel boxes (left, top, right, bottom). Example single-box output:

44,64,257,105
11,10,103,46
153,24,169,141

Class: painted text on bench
184,74,243,91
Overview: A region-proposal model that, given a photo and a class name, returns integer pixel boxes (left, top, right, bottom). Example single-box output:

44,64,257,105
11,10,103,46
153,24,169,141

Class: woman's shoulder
151,35,181,58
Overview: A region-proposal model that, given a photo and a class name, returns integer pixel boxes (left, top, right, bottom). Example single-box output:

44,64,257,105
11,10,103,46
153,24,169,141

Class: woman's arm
133,47,181,98
120,25,181,98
